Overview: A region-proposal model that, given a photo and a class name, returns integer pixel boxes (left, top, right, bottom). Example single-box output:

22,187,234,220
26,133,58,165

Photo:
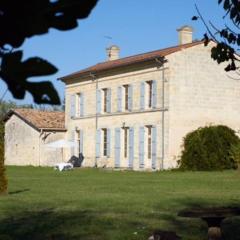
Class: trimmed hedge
178,125,239,170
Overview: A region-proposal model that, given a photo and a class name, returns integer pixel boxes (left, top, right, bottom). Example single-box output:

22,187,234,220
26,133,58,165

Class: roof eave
40,128,67,132
59,56,167,81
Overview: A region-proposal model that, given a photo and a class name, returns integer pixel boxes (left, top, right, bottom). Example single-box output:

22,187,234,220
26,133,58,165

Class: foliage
178,125,240,170
193,1,240,72
230,142,240,168
0,120,7,195
0,0,98,104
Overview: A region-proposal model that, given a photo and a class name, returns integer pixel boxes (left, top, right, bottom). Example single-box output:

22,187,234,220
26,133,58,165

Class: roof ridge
14,108,63,113
5,108,65,130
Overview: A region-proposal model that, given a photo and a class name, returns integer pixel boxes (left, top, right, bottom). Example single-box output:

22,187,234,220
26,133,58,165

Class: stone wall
5,114,40,166
5,114,65,166
167,42,240,167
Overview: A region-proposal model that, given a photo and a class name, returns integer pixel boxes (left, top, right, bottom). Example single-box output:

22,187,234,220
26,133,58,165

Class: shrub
0,120,7,195
178,125,239,170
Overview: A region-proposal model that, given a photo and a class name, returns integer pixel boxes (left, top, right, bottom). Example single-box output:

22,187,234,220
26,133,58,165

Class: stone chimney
177,26,193,45
106,45,120,61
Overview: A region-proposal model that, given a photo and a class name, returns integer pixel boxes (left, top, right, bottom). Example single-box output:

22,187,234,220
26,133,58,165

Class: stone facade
63,40,240,170
4,110,65,166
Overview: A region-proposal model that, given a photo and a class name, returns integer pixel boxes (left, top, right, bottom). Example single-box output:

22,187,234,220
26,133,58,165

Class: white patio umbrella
45,139,76,162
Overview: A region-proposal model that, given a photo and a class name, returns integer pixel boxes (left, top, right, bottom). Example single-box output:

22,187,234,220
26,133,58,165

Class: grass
0,167,240,240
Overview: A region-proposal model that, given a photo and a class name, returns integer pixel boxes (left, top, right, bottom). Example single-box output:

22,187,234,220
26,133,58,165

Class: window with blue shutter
117,86,122,112
152,80,157,108
96,129,101,158
115,128,121,167
152,126,157,169
80,93,84,117
96,89,101,114
128,85,133,111
139,126,145,168
71,130,75,156
106,88,111,113
107,128,111,157
140,82,145,110
129,127,134,168
70,94,76,118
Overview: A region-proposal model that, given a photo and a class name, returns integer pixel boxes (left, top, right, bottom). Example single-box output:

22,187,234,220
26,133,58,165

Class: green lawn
0,167,240,240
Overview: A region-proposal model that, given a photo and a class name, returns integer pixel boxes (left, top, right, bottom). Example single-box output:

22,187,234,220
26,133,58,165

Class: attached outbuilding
4,108,66,166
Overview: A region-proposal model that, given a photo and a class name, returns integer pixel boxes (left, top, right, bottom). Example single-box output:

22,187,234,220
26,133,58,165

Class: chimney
106,45,120,61
177,26,193,45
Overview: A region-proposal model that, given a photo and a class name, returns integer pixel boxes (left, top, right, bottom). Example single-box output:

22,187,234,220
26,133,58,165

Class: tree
193,1,240,72
0,119,7,195
0,0,98,105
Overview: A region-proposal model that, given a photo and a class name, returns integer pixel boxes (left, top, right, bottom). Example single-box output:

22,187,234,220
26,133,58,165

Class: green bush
178,125,240,170
0,120,7,195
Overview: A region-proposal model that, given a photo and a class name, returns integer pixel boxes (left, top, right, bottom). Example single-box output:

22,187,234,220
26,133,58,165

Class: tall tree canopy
0,0,98,105
194,0,240,72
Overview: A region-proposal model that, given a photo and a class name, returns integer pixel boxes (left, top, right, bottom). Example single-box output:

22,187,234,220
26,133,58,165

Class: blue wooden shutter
139,126,145,168
152,80,157,108
80,93,84,117
106,88,111,113
71,130,75,156
152,126,157,169
96,129,101,158
96,89,101,114
140,82,145,110
80,130,83,154
70,94,76,118
115,128,121,167
117,86,122,112
128,84,133,111
129,127,134,168
107,128,111,157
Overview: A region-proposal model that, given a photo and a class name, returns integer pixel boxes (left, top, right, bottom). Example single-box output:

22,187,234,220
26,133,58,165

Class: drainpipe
90,72,98,167
155,58,166,170
161,66,165,170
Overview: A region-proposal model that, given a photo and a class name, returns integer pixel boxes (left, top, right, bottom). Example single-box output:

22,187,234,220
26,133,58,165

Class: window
76,93,84,117
102,88,108,113
70,94,76,118
102,128,107,156
123,127,129,158
147,81,153,108
123,85,129,110
147,126,152,159
140,80,157,110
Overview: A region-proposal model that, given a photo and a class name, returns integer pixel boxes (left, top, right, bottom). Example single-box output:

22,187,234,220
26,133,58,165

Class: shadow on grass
0,209,150,240
9,189,30,195
152,198,240,240
1,201,240,240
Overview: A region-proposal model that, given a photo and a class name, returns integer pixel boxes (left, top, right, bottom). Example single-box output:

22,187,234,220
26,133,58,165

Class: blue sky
0,0,227,105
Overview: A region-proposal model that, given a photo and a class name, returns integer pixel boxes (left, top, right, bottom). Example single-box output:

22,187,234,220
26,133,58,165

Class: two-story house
60,26,240,170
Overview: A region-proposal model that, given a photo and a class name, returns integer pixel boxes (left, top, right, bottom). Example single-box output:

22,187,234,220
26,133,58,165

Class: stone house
60,26,240,170
4,26,240,169
4,108,66,166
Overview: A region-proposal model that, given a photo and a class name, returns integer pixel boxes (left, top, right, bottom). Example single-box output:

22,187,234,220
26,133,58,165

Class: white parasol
45,139,76,162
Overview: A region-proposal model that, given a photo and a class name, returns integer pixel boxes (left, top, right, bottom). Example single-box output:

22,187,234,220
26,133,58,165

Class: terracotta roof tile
60,40,204,80
8,109,65,130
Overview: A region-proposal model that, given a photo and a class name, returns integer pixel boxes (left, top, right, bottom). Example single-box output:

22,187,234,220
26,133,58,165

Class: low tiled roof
60,40,204,80
5,108,65,131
